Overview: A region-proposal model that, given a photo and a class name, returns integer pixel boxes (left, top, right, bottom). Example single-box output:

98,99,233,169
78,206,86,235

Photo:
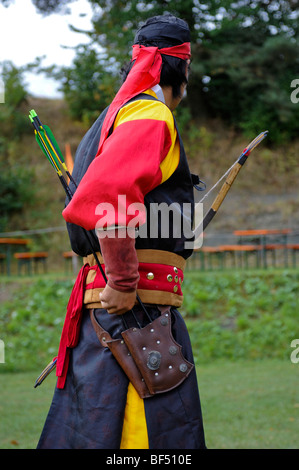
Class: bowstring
199,156,240,204
199,131,268,204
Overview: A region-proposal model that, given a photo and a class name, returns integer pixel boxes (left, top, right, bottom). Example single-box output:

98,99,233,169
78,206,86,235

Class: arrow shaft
34,115,77,188
29,110,151,333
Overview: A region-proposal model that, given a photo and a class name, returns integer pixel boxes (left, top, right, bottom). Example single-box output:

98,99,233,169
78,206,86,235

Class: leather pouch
90,309,152,398
121,307,194,395
90,307,194,398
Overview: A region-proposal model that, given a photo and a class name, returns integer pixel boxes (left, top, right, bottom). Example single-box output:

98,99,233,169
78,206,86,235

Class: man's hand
99,284,136,315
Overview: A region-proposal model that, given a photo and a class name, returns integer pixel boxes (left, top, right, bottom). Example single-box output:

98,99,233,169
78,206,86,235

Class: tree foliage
46,46,118,124
2,0,299,142
67,0,299,142
189,1,299,142
0,61,29,140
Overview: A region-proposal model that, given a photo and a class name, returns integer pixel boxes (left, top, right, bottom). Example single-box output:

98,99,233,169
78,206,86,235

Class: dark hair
159,55,189,98
121,14,190,98
120,54,188,99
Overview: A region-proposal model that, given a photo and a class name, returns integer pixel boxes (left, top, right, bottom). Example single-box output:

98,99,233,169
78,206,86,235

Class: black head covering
134,14,191,48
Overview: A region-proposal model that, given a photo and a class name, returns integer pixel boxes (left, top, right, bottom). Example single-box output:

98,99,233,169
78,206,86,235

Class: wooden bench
14,252,48,275
190,246,223,270
286,244,299,268
0,238,30,275
188,229,299,271
234,229,292,268
190,244,264,270
62,251,79,273
219,244,262,269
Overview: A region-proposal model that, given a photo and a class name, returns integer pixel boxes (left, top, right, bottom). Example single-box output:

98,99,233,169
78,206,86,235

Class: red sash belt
56,264,91,389
55,261,184,389
86,262,183,295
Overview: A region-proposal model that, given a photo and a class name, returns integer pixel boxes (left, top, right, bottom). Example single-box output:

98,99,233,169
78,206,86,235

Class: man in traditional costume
37,14,206,449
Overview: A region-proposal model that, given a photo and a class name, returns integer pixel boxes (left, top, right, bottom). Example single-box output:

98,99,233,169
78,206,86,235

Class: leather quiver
90,307,194,399
90,309,152,398
121,307,194,395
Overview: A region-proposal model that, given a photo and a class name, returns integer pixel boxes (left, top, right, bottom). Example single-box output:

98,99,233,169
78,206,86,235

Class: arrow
29,110,77,188
34,357,57,388
29,109,152,387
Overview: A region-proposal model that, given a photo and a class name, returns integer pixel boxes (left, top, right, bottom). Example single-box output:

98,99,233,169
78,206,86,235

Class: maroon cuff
98,229,139,292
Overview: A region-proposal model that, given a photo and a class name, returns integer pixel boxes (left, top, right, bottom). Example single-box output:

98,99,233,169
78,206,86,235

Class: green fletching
37,126,61,168
34,130,62,176
34,132,56,170
29,109,65,177
29,109,37,119
43,124,65,163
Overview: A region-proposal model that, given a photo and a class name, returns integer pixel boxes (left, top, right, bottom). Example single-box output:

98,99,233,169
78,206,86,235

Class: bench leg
33,258,47,274
65,257,72,273
18,259,32,275
0,259,5,274
291,249,297,268
199,251,205,271
284,248,288,268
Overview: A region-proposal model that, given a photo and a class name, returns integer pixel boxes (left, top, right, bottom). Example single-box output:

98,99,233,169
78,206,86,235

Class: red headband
131,42,191,61
96,42,191,156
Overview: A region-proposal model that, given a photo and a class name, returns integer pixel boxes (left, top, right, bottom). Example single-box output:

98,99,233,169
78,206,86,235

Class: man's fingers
99,286,136,315
100,291,112,306
100,292,122,314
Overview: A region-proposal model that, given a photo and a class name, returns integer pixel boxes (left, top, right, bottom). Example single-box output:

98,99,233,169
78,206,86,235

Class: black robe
37,305,206,449
37,94,206,449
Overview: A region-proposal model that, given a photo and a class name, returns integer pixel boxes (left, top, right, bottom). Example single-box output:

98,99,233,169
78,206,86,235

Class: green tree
0,164,34,232
87,0,197,62
70,0,299,141
3,0,298,142
188,1,299,142
47,45,118,124
0,61,29,141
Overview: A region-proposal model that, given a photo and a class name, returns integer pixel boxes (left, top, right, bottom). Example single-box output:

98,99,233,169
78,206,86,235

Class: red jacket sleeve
62,103,174,231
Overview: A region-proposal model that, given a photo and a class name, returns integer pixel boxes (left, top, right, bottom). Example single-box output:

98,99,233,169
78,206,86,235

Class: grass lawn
197,359,299,449
0,358,298,449
0,269,298,449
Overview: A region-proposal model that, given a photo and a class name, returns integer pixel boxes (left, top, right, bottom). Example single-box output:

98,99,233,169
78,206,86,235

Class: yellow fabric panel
113,90,180,184
160,137,180,184
120,382,149,449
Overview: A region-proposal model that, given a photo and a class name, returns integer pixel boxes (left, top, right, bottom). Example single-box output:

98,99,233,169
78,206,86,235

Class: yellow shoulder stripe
113,94,180,183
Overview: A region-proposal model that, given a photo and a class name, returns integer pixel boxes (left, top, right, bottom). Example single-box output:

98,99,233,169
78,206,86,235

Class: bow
192,131,268,244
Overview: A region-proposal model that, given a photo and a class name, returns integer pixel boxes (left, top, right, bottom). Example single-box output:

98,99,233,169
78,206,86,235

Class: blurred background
0,0,298,449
